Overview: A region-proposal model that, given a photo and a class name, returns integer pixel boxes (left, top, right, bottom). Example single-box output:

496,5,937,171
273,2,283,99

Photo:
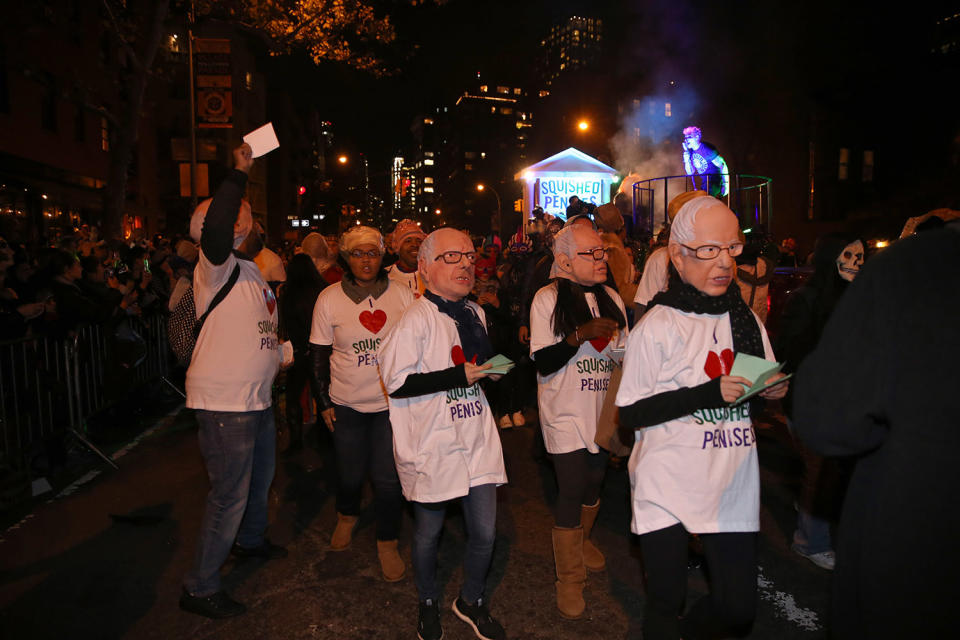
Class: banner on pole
195,38,233,129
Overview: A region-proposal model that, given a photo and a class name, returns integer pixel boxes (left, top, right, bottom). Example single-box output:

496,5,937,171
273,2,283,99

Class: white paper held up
243,122,279,158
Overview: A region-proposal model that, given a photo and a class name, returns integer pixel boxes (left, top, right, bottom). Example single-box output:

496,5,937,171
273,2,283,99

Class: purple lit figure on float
682,126,729,197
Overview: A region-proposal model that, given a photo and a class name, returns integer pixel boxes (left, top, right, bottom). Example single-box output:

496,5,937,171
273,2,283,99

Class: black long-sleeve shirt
201,169,248,266
617,377,724,432
389,365,469,398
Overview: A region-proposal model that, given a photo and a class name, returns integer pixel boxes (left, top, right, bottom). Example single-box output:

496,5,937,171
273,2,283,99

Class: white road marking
758,565,821,631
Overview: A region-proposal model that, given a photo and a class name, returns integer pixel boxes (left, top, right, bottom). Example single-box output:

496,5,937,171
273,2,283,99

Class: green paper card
728,353,791,406
483,354,515,376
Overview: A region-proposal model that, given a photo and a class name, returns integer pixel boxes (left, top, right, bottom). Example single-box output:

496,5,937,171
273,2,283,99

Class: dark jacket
793,224,960,639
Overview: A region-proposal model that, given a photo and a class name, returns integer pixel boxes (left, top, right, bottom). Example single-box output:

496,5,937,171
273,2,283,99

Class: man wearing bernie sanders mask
616,196,786,640
378,227,507,640
180,144,292,620
529,224,628,619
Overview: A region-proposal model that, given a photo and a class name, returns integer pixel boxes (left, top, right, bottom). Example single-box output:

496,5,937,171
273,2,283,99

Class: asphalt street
0,405,832,639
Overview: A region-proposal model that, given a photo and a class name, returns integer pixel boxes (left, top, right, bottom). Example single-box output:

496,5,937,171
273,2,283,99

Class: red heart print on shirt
359,309,387,334
703,348,735,379
589,337,610,353
450,345,477,366
262,288,276,315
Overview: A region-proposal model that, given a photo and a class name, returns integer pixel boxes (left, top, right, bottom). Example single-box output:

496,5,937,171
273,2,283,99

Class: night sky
308,0,957,181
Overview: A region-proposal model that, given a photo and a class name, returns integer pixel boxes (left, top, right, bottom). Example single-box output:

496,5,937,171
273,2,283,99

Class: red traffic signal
297,185,307,196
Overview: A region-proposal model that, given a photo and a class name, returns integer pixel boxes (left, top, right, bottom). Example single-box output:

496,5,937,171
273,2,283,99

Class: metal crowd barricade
0,314,171,474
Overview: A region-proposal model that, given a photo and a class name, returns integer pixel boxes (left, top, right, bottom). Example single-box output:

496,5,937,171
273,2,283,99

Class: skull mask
836,240,864,282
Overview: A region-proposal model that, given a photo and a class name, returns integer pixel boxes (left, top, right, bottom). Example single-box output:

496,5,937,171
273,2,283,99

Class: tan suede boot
552,526,586,619
377,539,406,582
580,501,606,572
330,513,358,550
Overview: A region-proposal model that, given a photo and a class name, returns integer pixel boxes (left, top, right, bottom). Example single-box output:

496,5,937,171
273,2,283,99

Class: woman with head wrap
775,232,864,571
529,224,628,619
616,196,787,640
307,225,414,582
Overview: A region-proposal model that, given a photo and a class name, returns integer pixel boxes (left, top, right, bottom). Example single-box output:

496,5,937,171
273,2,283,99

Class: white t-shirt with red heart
530,282,628,455
309,281,414,413
615,304,775,535
379,296,507,503
186,251,282,412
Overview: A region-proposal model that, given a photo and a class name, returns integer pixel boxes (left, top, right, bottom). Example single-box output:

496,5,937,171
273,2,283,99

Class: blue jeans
183,407,276,596
790,421,835,555
412,483,497,603
331,404,403,541
793,508,833,555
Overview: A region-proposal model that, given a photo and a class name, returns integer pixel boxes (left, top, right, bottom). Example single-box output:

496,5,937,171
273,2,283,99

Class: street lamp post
476,183,501,239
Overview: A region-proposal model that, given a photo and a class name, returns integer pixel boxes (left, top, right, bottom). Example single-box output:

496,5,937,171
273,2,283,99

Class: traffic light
297,185,307,196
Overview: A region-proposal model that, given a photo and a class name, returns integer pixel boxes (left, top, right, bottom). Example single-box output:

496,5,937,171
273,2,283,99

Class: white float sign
515,148,618,221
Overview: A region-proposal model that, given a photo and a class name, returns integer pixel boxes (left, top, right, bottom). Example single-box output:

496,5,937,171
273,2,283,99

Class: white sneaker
511,411,525,426
498,414,514,429
793,546,835,570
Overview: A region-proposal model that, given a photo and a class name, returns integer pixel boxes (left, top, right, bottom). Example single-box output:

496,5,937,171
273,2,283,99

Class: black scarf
424,290,493,364
649,274,764,359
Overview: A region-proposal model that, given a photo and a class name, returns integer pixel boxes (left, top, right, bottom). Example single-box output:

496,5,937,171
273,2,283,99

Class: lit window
424,118,434,125
100,117,109,151
497,86,509,93
424,158,434,166
862,150,874,182
514,88,521,95
500,107,513,115
465,151,476,159
480,85,488,92
245,72,253,91
539,90,550,97
491,107,496,114
838,148,849,181
665,102,672,117
424,186,434,192
480,152,486,159
465,164,473,171
424,177,434,184
167,34,180,53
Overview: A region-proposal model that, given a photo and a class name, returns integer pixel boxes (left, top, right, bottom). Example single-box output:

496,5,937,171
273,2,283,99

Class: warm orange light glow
338,155,348,164
476,184,485,191
577,120,589,131
435,209,441,215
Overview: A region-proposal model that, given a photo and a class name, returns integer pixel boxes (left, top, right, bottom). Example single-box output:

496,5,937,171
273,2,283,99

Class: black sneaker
452,596,505,640
179,588,246,619
417,598,443,640
231,538,288,559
